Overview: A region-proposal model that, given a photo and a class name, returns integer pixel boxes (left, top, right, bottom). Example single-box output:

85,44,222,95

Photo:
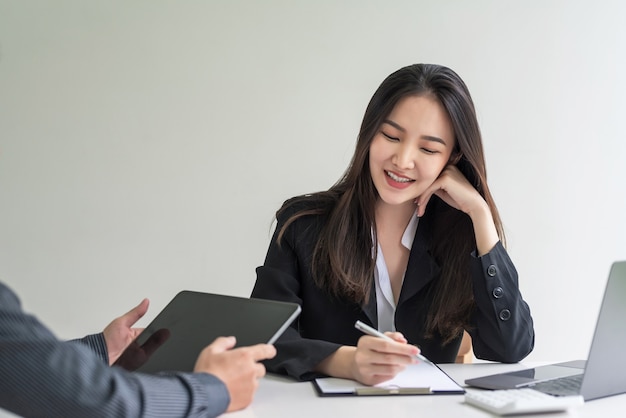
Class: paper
314,360,464,396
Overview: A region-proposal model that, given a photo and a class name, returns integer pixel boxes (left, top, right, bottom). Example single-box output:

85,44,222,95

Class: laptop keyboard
530,374,583,397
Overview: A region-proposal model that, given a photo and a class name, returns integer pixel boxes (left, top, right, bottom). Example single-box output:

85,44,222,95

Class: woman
252,63,534,385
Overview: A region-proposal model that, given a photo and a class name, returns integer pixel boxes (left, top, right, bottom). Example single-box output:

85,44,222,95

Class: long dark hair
277,64,505,343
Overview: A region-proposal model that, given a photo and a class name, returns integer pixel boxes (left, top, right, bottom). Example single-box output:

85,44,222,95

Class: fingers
353,335,418,385
383,331,408,344
205,338,275,361
208,336,237,353
363,335,418,359
416,165,475,216
363,363,407,381
415,178,440,217
416,173,446,216
353,337,417,385
245,343,277,362
253,362,267,379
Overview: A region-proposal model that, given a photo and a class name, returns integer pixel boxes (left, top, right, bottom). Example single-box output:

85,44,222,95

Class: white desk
227,362,626,418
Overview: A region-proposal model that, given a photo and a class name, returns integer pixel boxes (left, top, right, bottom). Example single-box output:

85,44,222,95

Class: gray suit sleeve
70,333,110,364
0,282,230,418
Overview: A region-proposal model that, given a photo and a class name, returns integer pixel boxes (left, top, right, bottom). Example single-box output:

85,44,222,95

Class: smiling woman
250,63,535,385
369,95,455,208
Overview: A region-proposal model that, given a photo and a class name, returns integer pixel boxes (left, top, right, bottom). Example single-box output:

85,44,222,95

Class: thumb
120,298,150,327
208,336,237,353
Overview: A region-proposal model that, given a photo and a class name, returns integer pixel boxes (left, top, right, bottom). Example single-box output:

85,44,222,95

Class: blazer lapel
397,220,440,306
361,218,439,326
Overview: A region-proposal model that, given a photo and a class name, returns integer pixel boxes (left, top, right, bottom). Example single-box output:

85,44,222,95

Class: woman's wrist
468,201,499,256
314,345,357,379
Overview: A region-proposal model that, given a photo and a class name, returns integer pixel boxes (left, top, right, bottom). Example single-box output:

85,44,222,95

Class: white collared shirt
373,213,419,332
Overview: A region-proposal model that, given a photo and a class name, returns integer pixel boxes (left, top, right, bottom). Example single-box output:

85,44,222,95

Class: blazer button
499,309,511,321
492,287,504,298
487,265,497,277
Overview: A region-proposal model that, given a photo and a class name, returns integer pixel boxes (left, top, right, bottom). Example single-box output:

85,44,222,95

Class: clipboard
313,359,465,396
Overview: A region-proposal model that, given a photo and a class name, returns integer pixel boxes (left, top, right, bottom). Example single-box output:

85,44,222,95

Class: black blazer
252,198,534,381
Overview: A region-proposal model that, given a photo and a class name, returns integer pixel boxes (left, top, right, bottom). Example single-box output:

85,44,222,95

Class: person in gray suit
0,281,276,418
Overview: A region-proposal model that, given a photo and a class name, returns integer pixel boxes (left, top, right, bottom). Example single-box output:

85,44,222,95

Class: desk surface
228,362,625,418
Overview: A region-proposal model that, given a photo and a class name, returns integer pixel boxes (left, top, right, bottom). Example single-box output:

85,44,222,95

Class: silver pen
354,320,432,364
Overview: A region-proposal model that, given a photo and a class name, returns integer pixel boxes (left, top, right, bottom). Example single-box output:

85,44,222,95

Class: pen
354,320,432,364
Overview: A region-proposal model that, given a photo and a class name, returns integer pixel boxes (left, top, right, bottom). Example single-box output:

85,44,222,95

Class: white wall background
1,0,625,389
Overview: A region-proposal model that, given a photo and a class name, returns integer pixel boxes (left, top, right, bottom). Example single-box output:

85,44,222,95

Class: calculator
464,388,583,416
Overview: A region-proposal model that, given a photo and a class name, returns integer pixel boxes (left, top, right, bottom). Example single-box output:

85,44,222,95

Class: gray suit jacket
0,282,229,418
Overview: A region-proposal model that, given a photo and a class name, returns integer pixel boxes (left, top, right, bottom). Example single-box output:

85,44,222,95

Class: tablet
113,290,301,373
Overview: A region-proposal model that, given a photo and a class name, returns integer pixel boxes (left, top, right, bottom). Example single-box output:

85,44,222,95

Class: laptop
113,290,301,374
465,260,626,401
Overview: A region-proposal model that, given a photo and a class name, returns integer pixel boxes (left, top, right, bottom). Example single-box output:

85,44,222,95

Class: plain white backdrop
1,0,625,394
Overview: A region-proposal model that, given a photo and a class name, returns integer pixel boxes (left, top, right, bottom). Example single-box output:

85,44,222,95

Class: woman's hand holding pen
314,324,423,385
350,332,419,386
